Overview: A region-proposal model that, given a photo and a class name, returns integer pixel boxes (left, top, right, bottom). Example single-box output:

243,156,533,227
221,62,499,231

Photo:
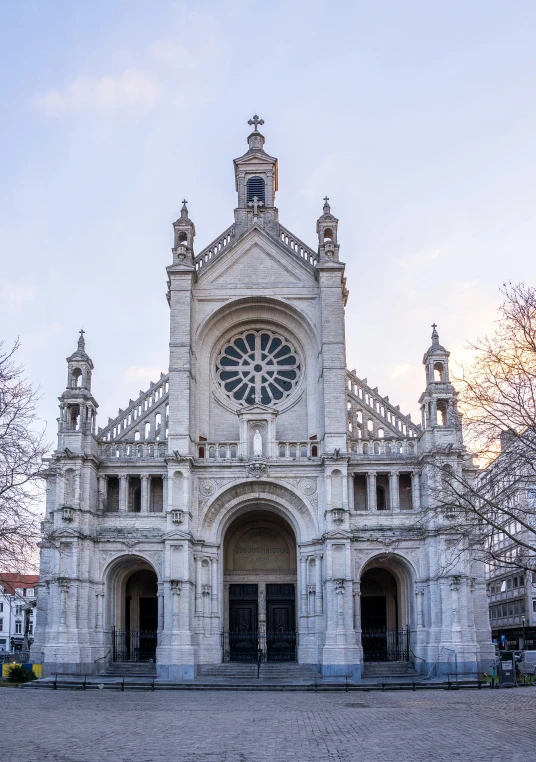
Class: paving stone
1,687,535,762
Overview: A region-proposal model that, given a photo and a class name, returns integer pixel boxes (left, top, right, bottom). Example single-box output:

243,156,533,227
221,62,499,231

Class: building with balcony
32,118,494,680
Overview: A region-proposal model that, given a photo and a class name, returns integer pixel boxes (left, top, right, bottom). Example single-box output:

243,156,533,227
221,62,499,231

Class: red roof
0,574,39,595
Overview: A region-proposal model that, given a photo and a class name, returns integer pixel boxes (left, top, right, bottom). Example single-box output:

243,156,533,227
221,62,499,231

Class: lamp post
521,616,526,650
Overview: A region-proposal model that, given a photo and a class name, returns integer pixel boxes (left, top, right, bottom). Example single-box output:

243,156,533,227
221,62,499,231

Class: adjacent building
32,118,494,679
0,574,39,653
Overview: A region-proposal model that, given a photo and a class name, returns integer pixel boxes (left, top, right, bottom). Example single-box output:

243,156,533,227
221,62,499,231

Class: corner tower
418,324,462,451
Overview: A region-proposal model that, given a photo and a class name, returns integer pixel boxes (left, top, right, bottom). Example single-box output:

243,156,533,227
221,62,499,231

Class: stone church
33,117,494,680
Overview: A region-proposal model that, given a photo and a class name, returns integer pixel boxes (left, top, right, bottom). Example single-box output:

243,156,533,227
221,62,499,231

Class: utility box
498,651,517,687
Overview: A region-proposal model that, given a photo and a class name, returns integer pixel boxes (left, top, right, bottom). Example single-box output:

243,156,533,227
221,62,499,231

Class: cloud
0,283,37,313
32,69,163,116
122,365,166,390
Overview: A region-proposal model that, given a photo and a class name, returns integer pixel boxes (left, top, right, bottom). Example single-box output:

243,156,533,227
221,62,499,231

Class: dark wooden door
229,585,258,662
266,584,296,661
361,596,387,630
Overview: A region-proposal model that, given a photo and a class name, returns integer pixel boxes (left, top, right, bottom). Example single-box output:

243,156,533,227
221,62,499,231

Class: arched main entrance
360,565,410,662
106,556,159,663
223,510,297,662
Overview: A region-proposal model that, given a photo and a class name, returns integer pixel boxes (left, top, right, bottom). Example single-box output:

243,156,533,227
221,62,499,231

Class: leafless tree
433,283,536,574
0,340,50,577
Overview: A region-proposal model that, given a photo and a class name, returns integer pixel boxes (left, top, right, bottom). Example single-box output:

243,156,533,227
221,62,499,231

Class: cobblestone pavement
2,687,536,762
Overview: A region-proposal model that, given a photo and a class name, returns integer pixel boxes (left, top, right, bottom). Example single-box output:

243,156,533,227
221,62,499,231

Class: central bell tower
233,115,279,237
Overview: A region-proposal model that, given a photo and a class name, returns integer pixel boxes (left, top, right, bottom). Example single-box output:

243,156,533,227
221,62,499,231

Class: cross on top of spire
248,114,264,132
431,322,439,345
78,329,85,350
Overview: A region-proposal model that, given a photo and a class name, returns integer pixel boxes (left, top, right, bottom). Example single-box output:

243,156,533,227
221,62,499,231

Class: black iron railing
112,628,157,662
362,628,410,662
222,630,297,662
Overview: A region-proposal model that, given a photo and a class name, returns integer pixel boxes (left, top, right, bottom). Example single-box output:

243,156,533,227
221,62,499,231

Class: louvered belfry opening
246,176,265,205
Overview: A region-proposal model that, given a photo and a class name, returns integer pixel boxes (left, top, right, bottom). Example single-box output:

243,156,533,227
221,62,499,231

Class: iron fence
362,628,410,662
112,629,157,662
222,630,297,662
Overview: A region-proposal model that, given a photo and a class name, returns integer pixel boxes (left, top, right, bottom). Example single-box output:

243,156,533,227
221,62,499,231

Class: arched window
323,228,333,243
246,176,265,204
72,368,82,388
434,362,444,382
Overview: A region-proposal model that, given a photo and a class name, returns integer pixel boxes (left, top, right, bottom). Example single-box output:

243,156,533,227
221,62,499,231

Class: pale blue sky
1,0,535,440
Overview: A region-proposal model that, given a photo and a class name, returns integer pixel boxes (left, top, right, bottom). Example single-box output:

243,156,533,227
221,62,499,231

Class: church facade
32,118,494,679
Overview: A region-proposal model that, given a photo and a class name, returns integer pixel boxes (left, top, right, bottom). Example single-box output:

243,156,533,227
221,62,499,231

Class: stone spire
317,196,340,262
171,198,196,265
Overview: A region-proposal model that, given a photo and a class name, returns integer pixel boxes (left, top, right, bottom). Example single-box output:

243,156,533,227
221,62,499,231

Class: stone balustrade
99,443,167,460
197,441,320,460
278,225,318,267
350,438,418,457
194,225,235,272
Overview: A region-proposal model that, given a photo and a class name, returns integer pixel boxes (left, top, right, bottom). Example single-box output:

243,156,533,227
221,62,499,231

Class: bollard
82,675,87,691
121,678,124,692
412,682,416,691
53,673,57,690
345,676,348,693
151,679,155,692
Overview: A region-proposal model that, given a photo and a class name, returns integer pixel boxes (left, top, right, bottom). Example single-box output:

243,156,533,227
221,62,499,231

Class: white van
517,651,536,677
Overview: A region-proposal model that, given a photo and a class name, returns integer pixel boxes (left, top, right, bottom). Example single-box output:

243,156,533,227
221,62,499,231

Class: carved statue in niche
253,428,263,457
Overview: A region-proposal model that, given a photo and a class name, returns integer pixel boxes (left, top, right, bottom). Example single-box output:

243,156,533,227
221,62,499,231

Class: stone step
106,663,157,676
363,661,419,677
197,663,319,680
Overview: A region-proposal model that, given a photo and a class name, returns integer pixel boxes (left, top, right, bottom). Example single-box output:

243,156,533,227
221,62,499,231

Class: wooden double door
228,584,296,661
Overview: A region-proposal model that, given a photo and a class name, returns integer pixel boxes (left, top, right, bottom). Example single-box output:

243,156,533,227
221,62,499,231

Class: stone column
210,557,218,615
411,471,421,510
367,472,377,511
416,588,425,627
119,475,128,513
141,475,149,513
95,591,104,630
353,581,361,631
158,586,165,632
315,553,323,614
300,556,308,616
171,581,181,631
98,476,107,514
194,555,202,614
389,471,399,511
162,475,169,513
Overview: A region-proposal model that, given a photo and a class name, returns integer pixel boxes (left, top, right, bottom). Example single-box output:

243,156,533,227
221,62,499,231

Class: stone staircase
362,661,420,679
197,662,320,681
105,662,157,678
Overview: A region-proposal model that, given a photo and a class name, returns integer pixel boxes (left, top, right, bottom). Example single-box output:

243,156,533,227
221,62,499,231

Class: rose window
217,330,300,406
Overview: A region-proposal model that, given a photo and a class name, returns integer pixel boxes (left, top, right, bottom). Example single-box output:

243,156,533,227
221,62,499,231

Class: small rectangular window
0,619,3,631
15,621,22,634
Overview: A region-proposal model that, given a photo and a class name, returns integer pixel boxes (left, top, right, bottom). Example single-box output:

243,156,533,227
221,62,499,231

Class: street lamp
522,616,526,650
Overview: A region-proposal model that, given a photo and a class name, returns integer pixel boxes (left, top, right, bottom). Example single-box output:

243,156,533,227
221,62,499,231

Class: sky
1,0,535,444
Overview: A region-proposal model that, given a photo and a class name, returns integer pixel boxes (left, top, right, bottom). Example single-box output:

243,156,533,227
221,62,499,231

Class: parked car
517,651,536,677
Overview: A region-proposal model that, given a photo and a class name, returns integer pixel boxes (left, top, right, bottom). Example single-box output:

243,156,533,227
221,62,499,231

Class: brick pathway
2,687,535,762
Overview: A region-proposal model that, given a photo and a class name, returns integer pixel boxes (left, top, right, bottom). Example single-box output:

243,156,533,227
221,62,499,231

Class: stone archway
359,556,415,663
222,509,298,662
105,555,159,663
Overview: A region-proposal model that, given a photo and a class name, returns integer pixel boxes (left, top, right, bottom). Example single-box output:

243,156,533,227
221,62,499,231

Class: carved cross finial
79,328,85,339
248,114,264,131
323,196,329,203
248,195,264,216
78,328,85,350
432,322,438,331
181,199,187,206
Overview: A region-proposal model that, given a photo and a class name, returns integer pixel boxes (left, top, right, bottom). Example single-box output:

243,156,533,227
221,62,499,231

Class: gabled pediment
196,225,317,289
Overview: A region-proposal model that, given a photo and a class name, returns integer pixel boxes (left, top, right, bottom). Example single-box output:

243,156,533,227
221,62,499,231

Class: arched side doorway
223,509,297,662
106,556,159,663
360,564,411,662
